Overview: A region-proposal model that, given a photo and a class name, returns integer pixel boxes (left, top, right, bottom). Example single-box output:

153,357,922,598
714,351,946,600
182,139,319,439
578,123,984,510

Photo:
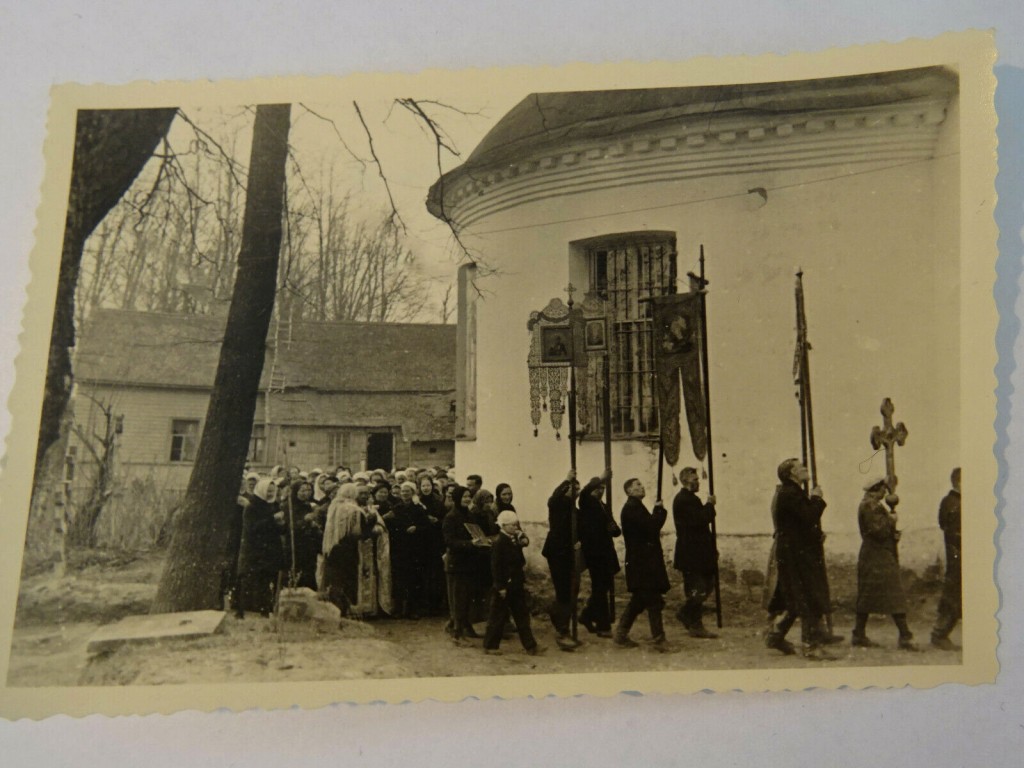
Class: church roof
427,66,957,218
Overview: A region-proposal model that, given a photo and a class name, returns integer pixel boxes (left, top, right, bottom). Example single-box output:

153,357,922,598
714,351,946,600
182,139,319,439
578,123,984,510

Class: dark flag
793,274,809,387
651,292,707,465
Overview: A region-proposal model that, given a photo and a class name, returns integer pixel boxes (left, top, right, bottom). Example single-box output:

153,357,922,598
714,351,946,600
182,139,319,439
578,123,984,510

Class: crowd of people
226,458,964,661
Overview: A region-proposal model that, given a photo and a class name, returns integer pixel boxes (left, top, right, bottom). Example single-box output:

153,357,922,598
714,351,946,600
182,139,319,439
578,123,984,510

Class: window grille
170,419,200,462
586,236,676,438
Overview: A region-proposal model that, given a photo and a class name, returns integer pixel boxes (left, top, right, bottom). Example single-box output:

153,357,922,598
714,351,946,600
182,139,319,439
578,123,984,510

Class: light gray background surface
1,2,1023,764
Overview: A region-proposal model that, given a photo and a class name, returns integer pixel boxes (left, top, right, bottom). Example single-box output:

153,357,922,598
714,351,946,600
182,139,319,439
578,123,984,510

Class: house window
586,235,677,437
169,419,200,462
328,431,346,467
248,424,266,464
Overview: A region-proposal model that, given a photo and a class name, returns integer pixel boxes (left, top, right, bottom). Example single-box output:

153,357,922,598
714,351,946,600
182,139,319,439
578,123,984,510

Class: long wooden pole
698,246,723,628
602,353,615,622
796,269,829,633
567,291,579,641
796,270,810,492
287,486,297,588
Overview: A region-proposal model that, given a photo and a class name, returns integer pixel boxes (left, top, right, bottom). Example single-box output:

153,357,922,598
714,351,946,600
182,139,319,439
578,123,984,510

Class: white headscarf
253,477,277,503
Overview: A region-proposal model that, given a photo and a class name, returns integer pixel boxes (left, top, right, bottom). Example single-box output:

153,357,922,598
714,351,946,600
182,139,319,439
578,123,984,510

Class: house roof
427,66,957,217
269,392,454,438
74,309,456,393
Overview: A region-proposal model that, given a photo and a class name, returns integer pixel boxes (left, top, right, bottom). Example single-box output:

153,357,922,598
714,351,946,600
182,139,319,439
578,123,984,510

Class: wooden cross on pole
869,397,908,503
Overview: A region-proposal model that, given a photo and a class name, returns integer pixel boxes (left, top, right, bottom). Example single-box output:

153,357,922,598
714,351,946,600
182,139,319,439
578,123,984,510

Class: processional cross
869,397,908,506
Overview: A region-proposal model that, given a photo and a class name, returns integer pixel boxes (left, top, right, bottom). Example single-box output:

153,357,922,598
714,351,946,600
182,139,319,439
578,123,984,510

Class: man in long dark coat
613,477,672,651
763,458,834,660
852,476,918,650
931,467,962,650
578,470,620,638
542,469,582,649
672,467,718,639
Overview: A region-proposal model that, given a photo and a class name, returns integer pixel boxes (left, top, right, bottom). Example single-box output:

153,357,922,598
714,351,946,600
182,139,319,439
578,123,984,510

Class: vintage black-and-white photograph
0,35,998,714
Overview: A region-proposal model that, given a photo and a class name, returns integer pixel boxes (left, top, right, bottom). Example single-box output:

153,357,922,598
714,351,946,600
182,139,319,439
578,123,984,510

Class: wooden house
69,309,456,498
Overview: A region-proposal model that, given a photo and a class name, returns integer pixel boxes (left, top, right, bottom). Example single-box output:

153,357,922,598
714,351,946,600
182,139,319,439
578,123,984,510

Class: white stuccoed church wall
451,110,959,539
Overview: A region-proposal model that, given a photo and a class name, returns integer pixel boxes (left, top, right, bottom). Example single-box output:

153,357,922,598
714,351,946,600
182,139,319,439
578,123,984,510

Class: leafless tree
153,104,292,613
66,393,122,549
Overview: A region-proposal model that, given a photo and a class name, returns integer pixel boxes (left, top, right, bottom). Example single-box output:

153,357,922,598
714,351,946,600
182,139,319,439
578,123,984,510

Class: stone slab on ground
87,610,226,653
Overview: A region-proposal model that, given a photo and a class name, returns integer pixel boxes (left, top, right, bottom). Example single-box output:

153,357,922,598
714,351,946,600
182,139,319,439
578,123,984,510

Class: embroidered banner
651,292,707,465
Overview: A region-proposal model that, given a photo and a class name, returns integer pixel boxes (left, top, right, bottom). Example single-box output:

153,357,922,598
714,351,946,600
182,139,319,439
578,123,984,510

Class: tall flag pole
602,352,615,622
794,270,818,487
793,269,831,634
651,249,717,622
695,247,722,628
566,283,580,642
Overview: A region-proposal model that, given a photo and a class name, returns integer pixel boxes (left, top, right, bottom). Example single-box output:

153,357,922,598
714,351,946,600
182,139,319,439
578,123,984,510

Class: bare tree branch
393,97,478,265
297,103,367,169
175,109,249,189
353,100,406,234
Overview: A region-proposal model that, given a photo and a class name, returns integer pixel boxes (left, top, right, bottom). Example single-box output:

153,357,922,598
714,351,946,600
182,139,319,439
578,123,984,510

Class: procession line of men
534,459,963,660
232,457,963,662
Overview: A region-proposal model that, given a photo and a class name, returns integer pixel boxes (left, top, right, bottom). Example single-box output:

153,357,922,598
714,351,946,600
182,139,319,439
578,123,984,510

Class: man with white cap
852,475,918,650
482,510,544,656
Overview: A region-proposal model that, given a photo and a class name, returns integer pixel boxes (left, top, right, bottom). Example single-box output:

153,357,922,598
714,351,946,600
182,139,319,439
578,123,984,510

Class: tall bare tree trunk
26,108,175,569
152,105,291,613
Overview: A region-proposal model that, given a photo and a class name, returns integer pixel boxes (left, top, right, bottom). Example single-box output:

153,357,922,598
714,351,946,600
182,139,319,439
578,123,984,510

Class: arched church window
583,234,677,438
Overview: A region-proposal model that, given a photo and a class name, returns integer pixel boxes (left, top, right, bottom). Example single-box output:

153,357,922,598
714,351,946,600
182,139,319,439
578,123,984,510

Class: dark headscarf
495,483,516,512
290,480,314,508
450,485,470,510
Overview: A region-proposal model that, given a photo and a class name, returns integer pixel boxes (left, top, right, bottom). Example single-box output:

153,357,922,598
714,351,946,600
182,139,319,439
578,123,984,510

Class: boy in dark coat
483,510,544,655
672,467,718,639
614,477,673,651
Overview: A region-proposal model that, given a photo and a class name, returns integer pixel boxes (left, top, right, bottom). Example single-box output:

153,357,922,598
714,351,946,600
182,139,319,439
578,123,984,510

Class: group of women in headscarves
230,463,480,623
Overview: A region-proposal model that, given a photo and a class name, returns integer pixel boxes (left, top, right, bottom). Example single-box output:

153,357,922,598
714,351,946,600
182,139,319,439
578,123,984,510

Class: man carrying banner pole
650,247,722,631
793,270,841,644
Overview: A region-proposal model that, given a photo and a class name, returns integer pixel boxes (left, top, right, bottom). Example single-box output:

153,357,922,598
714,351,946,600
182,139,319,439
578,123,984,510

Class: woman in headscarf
236,477,286,618
443,485,485,642
372,483,394,517
384,481,429,618
289,479,322,591
495,483,516,513
312,471,328,503
418,473,447,616
469,489,499,624
577,473,621,637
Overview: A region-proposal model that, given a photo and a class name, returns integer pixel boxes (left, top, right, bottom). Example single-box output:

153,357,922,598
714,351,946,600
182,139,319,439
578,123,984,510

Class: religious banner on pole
650,292,707,466
527,293,605,439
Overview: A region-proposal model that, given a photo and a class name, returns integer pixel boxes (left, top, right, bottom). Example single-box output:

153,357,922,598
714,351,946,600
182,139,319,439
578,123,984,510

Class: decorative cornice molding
437,98,951,230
